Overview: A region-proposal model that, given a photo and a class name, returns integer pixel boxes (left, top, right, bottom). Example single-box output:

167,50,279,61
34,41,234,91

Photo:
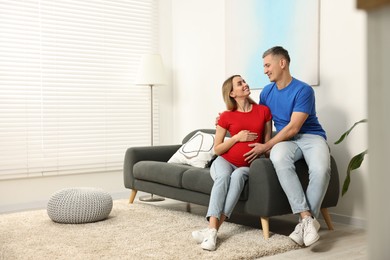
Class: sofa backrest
182,129,216,144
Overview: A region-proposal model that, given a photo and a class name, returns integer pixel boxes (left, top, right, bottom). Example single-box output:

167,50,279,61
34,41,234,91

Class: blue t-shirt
259,78,326,140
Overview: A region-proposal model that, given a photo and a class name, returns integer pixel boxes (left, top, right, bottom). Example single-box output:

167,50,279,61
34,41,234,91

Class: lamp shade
135,54,167,85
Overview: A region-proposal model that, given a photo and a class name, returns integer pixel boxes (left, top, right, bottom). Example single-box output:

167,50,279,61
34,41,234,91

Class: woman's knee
230,169,248,183
210,157,233,177
213,171,231,184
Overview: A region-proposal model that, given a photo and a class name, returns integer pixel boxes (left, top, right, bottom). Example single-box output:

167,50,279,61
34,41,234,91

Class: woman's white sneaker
200,228,217,251
192,228,209,244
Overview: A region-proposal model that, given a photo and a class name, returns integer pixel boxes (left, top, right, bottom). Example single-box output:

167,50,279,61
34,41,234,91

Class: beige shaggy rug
0,200,299,259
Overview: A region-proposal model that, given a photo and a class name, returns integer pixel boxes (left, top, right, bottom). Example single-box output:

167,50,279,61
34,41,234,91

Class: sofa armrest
245,155,340,217
245,158,292,216
321,156,340,208
123,145,182,189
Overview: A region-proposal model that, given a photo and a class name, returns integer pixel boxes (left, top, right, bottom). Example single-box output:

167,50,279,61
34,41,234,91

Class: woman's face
230,76,250,98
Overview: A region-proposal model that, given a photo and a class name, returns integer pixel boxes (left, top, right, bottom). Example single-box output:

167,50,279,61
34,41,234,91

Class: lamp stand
139,84,165,202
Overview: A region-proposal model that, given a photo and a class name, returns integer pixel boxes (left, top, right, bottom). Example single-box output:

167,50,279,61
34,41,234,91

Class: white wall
171,0,226,138
318,0,367,225
169,0,367,226
158,0,174,145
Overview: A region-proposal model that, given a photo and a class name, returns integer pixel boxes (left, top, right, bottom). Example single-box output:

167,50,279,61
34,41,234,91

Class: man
244,46,331,246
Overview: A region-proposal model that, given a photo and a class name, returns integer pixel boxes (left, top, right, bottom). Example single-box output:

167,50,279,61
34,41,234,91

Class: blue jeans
269,134,331,218
206,156,249,220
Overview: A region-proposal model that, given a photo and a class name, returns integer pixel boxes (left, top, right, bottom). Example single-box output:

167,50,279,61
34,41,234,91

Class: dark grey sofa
123,129,340,238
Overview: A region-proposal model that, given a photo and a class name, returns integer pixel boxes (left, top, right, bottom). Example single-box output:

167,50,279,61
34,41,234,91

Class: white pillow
168,131,216,168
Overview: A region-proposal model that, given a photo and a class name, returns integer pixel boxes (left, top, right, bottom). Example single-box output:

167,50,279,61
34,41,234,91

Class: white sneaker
289,222,304,246
200,228,217,251
192,228,209,244
302,216,320,246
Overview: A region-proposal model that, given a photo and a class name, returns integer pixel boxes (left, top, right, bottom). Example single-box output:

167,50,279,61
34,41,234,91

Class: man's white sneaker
302,216,320,246
192,228,209,244
289,222,304,246
200,228,217,251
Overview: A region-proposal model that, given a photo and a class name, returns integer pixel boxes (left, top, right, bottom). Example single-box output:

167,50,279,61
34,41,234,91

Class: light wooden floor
135,192,367,259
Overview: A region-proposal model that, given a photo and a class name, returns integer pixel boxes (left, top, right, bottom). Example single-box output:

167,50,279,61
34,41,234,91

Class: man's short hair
262,46,291,64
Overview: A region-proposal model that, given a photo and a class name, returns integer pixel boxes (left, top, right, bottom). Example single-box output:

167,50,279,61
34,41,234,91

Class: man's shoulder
260,83,275,97
290,78,314,95
291,78,312,89
262,82,275,91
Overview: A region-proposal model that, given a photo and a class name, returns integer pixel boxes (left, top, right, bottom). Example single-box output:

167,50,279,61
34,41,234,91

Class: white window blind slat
0,0,159,179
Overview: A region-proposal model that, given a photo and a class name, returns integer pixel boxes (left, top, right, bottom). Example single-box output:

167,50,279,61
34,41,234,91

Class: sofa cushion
133,161,192,188
182,167,249,201
182,168,214,194
168,131,216,168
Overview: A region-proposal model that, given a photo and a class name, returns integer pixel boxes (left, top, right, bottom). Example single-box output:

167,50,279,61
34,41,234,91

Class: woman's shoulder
252,104,271,119
219,110,235,120
220,109,233,115
253,103,270,111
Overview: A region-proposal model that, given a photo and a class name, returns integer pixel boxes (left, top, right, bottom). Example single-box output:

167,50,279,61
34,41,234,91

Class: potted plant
334,119,368,196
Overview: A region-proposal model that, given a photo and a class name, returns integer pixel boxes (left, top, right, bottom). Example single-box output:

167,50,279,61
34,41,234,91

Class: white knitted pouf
47,187,113,224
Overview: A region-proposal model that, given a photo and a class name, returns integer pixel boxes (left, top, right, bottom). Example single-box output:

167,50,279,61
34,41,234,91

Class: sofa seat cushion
133,161,193,188
182,168,213,194
134,160,249,201
182,167,249,201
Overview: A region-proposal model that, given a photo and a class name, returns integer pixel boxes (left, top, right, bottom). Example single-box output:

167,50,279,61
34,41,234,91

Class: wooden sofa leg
321,208,334,230
260,217,270,239
129,189,137,204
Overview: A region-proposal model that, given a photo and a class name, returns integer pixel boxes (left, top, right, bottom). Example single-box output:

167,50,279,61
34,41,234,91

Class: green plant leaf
341,149,368,196
342,174,351,197
334,119,368,145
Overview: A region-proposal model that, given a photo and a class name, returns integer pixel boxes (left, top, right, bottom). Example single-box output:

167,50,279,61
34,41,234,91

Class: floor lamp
135,53,166,202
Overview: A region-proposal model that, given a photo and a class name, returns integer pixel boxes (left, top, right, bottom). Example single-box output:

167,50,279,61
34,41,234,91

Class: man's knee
270,148,283,165
310,165,331,182
270,142,293,162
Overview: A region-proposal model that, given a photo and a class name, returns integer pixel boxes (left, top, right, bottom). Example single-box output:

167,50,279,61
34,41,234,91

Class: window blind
0,0,159,179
